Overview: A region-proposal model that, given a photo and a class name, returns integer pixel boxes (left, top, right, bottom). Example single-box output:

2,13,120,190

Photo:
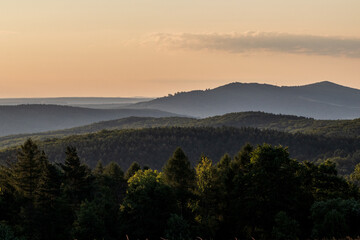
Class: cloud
148,32,360,58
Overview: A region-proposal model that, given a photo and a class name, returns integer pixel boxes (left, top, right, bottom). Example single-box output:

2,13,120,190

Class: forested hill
1,127,359,175
1,111,360,150
0,104,179,136
132,81,360,119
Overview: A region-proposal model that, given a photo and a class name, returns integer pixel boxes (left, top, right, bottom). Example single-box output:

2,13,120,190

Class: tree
272,211,300,240
61,146,92,208
34,158,64,240
124,162,141,180
12,139,43,200
92,160,104,176
311,198,360,239
120,169,175,239
72,200,105,240
103,161,126,202
164,214,191,240
0,223,20,240
301,160,355,201
163,147,195,217
192,156,221,239
243,144,303,238
350,162,360,186
11,139,44,240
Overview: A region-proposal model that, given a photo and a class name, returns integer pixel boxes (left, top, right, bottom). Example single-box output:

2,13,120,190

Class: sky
1,0,360,97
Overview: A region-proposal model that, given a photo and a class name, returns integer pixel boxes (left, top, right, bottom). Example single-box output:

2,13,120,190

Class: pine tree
11,139,43,240
124,162,141,181
163,147,195,217
34,154,64,240
12,139,42,200
93,160,104,176
61,146,92,208
103,162,126,202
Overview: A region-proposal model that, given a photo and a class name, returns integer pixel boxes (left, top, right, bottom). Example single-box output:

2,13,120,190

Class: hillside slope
1,111,360,149
132,81,360,119
0,104,179,136
1,127,359,175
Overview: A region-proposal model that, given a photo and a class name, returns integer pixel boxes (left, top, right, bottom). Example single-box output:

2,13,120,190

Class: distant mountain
0,97,153,109
132,81,360,119
1,111,359,150
0,104,179,137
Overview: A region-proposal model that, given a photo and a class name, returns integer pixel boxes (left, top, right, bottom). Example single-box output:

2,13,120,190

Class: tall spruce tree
163,147,195,217
124,162,141,181
34,153,64,240
11,139,43,240
61,146,92,208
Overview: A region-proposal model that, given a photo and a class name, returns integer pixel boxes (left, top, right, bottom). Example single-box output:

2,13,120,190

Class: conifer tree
93,160,104,176
12,139,42,200
34,154,63,240
124,162,141,180
11,139,44,240
103,161,126,202
163,147,195,217
61,146,92,208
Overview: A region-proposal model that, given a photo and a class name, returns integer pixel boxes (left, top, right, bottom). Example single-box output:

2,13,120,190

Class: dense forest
1,111,359,150
1,127,360,175
2,139,360,240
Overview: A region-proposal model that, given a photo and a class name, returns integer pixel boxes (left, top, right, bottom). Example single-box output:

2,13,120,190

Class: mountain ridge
1,111,359,150
132,81,360,119
0,104,180,137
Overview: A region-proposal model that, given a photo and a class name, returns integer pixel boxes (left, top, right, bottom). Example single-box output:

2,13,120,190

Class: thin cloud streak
148,32,360,58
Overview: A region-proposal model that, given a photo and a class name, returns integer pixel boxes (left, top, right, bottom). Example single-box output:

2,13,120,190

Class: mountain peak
133,81,360,119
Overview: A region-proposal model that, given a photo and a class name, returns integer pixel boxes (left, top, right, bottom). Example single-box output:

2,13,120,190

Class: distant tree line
1,127,359,175
2,139,360,239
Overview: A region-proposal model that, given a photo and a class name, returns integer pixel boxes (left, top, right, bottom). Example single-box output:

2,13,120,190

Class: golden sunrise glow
1,0,360,97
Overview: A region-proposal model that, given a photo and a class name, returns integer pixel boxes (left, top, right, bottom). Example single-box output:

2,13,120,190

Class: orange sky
1,0,360,97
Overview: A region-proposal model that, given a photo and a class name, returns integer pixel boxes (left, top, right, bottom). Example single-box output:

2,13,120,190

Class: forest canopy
1,139,360,240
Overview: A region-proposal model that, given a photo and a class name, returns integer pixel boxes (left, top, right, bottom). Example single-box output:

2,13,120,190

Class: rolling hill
132,81,360,119
0,104,179,137
1,111,360,150
1,127,359,175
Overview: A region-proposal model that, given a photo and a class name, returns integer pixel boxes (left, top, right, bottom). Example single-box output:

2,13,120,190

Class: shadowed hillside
1,126,359,175
132,81,360,119
0,104,179,136
1,111,360,150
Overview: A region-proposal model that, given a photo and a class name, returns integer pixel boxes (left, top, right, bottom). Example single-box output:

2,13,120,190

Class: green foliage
72,199,105,240
2,111,360,150
124,162,141,180
12,139,43,200
120,169,176,239
310,198,360,239
61,146,93,208
11,139,45,240
2,138,360,240
0,223,21,240
164,214,191,240
163,148,195,217
93,160,104,176
2,125,360,175
193,156,221,238
272,211,300,240
350,162,360,186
